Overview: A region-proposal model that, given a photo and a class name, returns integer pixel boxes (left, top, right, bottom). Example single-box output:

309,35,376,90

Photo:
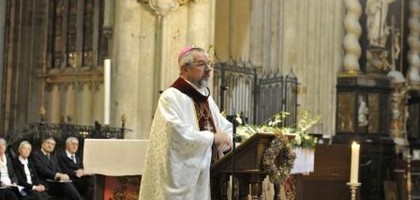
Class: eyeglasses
192,62,213,69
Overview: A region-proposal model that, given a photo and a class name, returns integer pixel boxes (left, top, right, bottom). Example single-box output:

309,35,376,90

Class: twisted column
342,0,362,74
408,0,420,88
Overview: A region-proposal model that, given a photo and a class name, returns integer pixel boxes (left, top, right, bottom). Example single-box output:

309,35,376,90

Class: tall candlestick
104,59,111,125
350,141,360,184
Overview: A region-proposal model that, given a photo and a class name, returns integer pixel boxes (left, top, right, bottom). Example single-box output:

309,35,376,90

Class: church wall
137,4,159,139
1,0,345,139
277,0,342,137
214,0,252,61
281,0,343,137
214,0,344,137
110,0,216,139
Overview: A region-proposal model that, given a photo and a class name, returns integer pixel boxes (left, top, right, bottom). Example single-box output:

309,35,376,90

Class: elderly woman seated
0,138,19,200
13,141,50,200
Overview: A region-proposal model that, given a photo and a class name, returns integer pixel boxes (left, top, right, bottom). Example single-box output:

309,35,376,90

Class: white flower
294,134,302,145
281,128,293,135
235,115,243,125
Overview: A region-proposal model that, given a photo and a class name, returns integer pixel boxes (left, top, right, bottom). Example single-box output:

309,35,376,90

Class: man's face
41,138,56,153
66,139,79,154
184,51,212,87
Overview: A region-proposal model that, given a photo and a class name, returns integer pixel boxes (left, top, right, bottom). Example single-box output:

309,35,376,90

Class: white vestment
139,87,233,200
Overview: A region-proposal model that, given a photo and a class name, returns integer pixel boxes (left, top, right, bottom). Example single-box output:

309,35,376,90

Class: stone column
47,84,61,123
76,83,92,125
64,83,75,123
0,0,6,115
111,0,142,138
342,0,362,74
92,83,103,125
186,1,215,48
408,0,420,88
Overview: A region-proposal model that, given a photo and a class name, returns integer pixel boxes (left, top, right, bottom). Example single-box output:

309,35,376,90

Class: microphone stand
227,115,237,200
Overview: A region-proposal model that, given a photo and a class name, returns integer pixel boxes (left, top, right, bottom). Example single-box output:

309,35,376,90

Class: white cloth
290,147,315,174
139,87,232,200
83,139,148,176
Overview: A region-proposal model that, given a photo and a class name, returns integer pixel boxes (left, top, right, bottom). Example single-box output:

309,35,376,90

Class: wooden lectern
211,133,276,199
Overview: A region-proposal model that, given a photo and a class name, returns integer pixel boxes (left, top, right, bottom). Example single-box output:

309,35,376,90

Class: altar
83,139,148,199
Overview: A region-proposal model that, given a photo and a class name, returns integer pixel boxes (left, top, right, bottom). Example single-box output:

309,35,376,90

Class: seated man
31,136,83,200
0,138,19,200
57,137,93,200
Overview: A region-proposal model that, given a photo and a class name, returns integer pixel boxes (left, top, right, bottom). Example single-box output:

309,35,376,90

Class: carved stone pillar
408,0,420,89
342,0,362,74
111,0,142,138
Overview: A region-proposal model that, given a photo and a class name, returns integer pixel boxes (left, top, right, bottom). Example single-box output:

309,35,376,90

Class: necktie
71,155,76,163
46,153,50,160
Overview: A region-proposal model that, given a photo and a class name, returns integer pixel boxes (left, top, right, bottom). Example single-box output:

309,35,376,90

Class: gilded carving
366,49,391,73
390,83,408,134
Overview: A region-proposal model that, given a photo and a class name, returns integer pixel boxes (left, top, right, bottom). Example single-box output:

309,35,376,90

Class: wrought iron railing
4,121,127,158
212,59,298,126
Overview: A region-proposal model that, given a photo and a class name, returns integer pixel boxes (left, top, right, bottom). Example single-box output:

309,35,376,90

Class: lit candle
104,59,111,125
350,141,360,184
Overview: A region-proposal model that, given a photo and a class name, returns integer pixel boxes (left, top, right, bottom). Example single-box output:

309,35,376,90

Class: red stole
171,78,219,162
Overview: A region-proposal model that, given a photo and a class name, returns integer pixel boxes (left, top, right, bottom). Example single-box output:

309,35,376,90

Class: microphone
220,85,229,91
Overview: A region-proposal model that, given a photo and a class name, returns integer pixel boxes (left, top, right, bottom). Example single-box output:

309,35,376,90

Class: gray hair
18,141,32,153
0,138,6,146
66,137,78,145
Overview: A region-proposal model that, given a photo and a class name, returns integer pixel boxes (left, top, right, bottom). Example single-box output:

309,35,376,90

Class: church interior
0,0,420,199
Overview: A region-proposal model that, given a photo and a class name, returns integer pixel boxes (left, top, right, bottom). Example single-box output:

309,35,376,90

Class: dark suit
12,157,49,200
57,151,94,200
31,150,82,200
0,154,19,200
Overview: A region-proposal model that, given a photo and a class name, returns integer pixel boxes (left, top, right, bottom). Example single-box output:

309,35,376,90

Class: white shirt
18,156,32,184
0,154,12,186
65,150,77,163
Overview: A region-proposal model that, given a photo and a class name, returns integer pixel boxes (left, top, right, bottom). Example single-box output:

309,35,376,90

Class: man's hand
57,173,70,181
75,169,84,178
214,132,232,152
33,185,45,192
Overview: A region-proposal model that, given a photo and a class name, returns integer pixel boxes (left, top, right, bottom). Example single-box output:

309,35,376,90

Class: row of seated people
0,136,93,200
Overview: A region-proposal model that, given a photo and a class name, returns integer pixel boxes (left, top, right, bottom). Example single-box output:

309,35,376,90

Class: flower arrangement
236,110,321,149
235,110,321,185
